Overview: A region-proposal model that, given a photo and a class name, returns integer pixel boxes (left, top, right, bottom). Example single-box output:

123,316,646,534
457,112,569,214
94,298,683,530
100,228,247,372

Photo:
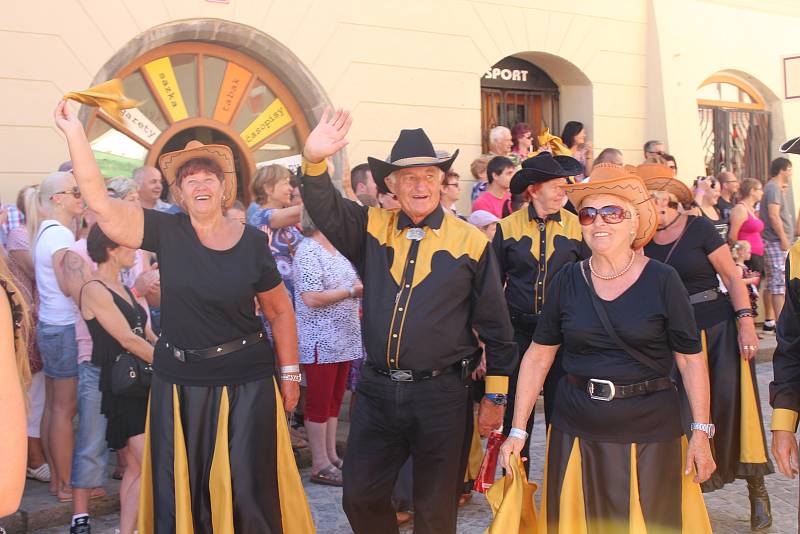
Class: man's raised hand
302,107,352,164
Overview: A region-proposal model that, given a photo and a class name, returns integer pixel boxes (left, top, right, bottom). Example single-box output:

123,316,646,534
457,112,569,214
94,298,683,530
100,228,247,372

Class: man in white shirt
132,166,172,212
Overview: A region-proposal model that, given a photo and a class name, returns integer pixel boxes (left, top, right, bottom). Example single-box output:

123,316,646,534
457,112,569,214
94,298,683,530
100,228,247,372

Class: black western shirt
771,241,800,433
492,204,588,322
300,160,517,394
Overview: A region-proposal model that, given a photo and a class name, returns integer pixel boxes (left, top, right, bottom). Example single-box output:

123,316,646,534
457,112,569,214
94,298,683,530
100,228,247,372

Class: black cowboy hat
509,152,583,195
367,129,459,193
781,136,800,155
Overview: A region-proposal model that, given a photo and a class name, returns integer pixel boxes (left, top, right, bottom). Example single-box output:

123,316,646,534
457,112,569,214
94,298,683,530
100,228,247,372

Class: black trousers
342,365,470,534
503,325,565,477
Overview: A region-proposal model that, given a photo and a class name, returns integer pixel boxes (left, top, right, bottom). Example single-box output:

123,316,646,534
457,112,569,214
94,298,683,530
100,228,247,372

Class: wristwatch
485,393,508,406
690,422,716,438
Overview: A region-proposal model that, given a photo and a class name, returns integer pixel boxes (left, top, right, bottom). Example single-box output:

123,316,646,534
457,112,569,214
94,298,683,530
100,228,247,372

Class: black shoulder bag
81,281,153,397
579,261,670,377
110,286,152,397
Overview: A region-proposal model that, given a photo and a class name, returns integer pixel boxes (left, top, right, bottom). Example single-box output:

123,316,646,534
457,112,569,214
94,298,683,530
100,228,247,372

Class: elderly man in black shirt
299,109,517,534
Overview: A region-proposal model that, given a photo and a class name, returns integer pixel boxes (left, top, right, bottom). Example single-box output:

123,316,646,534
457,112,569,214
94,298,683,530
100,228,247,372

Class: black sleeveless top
83,281,147,394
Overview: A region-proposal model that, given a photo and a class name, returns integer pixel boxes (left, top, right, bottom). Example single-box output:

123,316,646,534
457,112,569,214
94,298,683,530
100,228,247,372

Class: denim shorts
37,322,78,379
71,362,108,488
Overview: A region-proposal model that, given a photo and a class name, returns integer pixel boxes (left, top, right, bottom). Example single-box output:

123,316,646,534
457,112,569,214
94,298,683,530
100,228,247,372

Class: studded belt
166,331,265,363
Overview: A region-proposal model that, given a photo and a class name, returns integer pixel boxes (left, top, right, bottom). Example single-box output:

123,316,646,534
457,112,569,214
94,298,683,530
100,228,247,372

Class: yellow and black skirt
138,373,314,534
690,320,774,491
540,427,711,534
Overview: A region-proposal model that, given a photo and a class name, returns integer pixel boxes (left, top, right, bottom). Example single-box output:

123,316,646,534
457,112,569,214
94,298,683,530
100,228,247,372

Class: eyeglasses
578,205,632,226
51,187,82,199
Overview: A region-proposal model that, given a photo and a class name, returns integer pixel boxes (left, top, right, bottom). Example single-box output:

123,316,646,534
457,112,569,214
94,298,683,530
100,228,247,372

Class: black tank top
82,280,146,392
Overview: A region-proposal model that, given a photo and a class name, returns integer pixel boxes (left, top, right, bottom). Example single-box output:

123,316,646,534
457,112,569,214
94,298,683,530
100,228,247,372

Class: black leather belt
367,362,460,382
567,374,674,401
167,331,265,363
689,288,719,305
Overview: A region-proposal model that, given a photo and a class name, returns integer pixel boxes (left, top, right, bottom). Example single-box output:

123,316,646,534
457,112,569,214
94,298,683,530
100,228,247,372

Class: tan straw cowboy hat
563,165,658,250
158,140,237,209
630,163,694,206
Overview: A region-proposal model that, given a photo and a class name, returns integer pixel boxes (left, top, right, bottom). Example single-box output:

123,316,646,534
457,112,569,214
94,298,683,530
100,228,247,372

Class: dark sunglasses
51,187,82,199
578,205,632,226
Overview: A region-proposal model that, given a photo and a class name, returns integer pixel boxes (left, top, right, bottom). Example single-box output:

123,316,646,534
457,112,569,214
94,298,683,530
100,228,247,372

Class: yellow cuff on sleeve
771,408,799,432
485,375,509,395
301,158,328,177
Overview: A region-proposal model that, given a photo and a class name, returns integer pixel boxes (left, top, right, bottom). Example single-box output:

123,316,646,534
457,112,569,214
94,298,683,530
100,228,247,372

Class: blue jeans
71,362,108,489
37,322,78,379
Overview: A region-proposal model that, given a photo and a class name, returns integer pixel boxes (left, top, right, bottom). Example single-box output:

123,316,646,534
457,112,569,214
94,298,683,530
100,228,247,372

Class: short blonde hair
251,165,291,205
470,156,492,181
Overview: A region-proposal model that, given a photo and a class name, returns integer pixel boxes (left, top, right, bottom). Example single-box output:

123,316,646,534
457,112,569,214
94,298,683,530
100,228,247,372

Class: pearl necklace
589,251,636,280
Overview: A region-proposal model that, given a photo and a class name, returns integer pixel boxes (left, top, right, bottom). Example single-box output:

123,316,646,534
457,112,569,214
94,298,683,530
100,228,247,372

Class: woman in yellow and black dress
499,169,715,533
639,165,773,530
55,100,313,534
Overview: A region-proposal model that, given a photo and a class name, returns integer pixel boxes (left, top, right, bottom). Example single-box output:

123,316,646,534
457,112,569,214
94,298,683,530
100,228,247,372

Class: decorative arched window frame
696,75,766,110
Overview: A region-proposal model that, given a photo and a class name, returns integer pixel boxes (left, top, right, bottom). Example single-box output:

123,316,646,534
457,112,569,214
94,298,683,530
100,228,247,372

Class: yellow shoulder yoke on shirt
789,241,800,282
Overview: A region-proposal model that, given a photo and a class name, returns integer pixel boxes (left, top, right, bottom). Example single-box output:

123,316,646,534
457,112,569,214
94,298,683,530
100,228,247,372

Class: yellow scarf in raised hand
64,79,139,118
484,454,538,534
538,128,572,157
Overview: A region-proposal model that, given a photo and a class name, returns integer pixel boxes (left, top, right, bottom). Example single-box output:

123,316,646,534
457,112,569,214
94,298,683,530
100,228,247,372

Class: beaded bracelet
735,308,754,320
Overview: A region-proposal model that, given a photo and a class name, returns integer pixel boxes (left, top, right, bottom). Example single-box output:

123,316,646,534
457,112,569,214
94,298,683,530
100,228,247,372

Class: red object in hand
473,430,507,493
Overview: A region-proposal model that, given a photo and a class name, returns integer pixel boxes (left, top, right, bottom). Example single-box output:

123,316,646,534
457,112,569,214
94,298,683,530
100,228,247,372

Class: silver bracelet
508,427,529,441
280,364,300,373
280,373,302,383
347,286,355,298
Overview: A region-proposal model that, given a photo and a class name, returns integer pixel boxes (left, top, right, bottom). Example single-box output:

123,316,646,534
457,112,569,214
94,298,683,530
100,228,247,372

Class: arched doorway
697,74,770,180
480,56,559,153
85,41,312,202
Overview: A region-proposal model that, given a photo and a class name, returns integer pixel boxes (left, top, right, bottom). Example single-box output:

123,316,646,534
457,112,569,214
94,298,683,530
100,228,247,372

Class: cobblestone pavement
35,363,798,533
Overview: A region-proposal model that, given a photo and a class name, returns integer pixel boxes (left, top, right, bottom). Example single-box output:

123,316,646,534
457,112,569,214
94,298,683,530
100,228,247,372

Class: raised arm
299,109,369,267
54,101,143,248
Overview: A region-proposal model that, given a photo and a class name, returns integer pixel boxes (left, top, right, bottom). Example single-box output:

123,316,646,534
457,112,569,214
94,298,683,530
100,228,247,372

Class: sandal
396,511,413,526
310,464,343,487
331,459,343,469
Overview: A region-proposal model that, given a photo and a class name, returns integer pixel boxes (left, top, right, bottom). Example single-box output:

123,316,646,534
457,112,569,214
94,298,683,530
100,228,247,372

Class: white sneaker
26,463,51,482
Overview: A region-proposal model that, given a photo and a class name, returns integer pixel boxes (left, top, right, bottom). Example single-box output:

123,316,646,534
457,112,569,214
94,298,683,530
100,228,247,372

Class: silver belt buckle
587,378,615,401
389,369,414,382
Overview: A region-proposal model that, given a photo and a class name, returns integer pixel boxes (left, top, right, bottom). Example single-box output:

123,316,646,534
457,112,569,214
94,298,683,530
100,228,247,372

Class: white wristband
508,427,529,441
280,364,300,373
347,286,355,298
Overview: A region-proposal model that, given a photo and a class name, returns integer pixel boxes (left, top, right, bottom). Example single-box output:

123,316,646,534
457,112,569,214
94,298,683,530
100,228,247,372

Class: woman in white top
33,171,84,502
293,208,363,486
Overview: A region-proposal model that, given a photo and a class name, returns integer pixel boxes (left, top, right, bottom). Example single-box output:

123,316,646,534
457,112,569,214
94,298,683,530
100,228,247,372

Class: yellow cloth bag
484,455,538,534
537,128,572,157
64,79,139,118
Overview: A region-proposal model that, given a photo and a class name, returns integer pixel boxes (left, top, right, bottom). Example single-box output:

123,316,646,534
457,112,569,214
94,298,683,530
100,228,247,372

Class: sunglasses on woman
51,187,82,199
578,205,632,226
